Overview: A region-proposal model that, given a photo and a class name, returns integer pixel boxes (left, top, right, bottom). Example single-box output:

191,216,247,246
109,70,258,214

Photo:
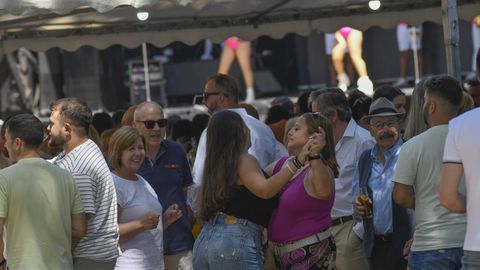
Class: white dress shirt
189,108,288,213
332,119,374,219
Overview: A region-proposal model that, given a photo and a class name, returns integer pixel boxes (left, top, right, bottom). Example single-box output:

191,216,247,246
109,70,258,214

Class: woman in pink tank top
265,112,339,270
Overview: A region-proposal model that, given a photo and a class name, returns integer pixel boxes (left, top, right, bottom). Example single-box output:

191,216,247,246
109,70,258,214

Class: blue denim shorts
192,213,264,270
408,248,463,270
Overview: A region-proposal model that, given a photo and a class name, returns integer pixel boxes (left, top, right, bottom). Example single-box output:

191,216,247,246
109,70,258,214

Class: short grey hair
314,88,351,122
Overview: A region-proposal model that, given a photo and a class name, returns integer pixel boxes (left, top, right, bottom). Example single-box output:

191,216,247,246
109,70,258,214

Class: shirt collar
370,138,403,161
227,108,248,117
343,119,357,138
335,119,358,151
146,140,169,164
55,139,93,160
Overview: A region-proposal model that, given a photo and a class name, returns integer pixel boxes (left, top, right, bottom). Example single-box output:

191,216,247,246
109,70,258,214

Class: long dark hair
200,110,249,221
302,113,339,178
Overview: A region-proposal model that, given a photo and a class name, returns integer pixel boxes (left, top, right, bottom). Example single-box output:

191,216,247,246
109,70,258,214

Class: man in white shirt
312,88,373,270
394,75,466,269
440,107,480,269
190,73,287,214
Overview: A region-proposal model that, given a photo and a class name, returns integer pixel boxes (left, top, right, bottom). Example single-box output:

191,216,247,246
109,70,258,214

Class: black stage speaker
164,60,242,97
254,69,283,97
164,59,282,100
62,47,103,111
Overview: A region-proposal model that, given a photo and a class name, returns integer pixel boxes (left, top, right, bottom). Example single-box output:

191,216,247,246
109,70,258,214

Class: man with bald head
133,101,194,270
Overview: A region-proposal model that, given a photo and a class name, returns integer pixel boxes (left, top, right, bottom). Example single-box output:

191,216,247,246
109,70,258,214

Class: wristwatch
308,154,323,161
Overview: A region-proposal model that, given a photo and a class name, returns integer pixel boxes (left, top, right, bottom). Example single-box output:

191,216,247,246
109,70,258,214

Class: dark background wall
30,20,477,114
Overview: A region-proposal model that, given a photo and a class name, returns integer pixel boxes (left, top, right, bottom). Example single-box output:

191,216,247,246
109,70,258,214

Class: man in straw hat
354,97,411,270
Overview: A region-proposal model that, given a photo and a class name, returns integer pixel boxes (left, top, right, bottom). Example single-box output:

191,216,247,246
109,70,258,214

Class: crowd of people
0,51,478,270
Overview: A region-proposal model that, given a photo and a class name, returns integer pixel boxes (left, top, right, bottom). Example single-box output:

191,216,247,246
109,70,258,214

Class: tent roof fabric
0,0,479,52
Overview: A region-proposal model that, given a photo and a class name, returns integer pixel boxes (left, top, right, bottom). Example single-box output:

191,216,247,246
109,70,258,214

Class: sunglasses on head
137,119,168,129
310,112,328,132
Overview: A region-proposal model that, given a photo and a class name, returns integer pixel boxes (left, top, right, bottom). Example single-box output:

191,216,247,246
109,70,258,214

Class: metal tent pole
142,42,151,102
442,0,462,82
411,28,420,84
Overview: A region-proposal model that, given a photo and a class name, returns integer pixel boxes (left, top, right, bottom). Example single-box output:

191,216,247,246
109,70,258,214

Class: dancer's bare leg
346,29,367,77
236,41,255,102
218,44,236,74
236,41,254,90
332,32,349,91
332,32,348,75
347,29,373,95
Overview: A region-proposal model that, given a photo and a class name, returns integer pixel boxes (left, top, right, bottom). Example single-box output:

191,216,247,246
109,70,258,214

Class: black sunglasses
203,92,221,99
136,119,168,129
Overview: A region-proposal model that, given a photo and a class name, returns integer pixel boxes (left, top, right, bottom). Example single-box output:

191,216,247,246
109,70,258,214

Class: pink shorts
226,37,241,51
338,27,353,40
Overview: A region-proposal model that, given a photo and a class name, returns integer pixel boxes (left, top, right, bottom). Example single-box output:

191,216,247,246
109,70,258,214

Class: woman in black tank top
192,110,316,269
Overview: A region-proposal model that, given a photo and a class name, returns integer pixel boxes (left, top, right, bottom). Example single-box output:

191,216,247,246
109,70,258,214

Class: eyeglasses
370,121,398,129
203,92,222,100
136,119,168,129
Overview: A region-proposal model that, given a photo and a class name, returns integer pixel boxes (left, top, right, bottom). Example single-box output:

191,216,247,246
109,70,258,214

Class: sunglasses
136,119,168,129
370,120,399,129
203,92,221,99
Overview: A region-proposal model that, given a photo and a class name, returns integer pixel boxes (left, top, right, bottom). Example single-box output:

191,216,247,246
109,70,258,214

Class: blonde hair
404,79,429,140
108,127,145,171
283,117,298,147
301,113,339,178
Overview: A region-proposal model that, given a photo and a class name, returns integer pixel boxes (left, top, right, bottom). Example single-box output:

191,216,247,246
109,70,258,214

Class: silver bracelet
285,162,296,174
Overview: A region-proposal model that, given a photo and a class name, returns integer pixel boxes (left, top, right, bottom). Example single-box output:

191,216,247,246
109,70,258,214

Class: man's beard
48,135,65,149
208,104,219,115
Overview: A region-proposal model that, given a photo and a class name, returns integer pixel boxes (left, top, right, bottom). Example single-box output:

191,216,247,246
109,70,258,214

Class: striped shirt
52,139,120,261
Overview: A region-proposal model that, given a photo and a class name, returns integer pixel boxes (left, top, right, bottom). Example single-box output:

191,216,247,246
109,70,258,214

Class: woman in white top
108,127,182,270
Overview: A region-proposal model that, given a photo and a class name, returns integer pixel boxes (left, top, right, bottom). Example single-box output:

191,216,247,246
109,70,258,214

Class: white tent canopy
0,0,479,53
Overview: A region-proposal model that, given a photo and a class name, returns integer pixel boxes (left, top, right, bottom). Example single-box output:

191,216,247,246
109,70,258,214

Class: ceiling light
369,0,381,10
137,11,149,21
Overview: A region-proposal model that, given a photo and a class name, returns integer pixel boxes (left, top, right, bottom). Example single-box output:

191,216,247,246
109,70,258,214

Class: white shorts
324,33,349,55
397,24,422,52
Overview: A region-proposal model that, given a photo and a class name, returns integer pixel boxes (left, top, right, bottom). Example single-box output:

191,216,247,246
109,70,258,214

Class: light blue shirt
369,139,403,235
332,119,374,219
